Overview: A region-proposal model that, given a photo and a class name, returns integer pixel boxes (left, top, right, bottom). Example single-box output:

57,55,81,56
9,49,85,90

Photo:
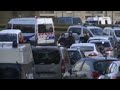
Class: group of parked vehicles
1,16,120,79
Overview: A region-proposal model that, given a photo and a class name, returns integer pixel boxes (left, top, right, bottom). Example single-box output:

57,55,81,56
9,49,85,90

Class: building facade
0,11,120,25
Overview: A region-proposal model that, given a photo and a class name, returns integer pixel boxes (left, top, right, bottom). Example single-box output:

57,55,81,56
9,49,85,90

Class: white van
7,17,55,45
86,16,112,25
98,17,112,25
0,43,35,79
0,29,24,44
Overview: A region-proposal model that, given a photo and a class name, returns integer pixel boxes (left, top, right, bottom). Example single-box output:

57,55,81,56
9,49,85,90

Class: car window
83,28,93,37
81,61,91,71
32,48,60,64
68,50,81,65
115,30,120,37
73,60,84,71
68,27,81,35
0,34,17,42
63,49,70,64
90,42,111,48
80,46,94,52
109,63,118,73
89,28,103,36
94,60,115,73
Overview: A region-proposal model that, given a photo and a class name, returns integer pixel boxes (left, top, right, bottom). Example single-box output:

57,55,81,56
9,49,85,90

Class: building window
39,11,54,14
86,11,103,14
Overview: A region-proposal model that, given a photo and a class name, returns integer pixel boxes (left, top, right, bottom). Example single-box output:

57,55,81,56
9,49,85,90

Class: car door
70,60,85,79
107,63,118,79
75,61,92,79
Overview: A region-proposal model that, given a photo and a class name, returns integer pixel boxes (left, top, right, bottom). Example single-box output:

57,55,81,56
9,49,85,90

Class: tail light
61,60,66,73
112,75,120,79
88,52,97,56
106,48,113,51
91,72,100,79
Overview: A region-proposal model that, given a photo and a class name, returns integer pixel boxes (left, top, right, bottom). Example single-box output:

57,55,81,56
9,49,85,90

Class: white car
87,36,114,47
0,29,24,44
70,43,102,58
98,61,120,79
88,39,114,57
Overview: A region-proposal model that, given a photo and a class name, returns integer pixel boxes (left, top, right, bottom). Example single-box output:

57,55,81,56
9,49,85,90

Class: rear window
93,60,115,73
38,24,53,33
90,42,110,48
68,28,81,35
80,46,94,52
32,48,60,64
0,34,17,42
68,51,81,64
115,30,120,37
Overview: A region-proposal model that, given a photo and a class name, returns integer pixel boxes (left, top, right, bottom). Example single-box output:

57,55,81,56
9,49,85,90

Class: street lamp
112,11,113,24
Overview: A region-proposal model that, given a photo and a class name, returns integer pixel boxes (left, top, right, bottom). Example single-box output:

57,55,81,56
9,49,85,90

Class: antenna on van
35,16,37,19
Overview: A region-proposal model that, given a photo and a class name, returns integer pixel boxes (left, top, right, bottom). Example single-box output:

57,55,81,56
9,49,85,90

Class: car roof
32,46,62,50
89,36,110,40
89,39,110,43
80,57,118,62
68,48,80,51
68,25,85,28
113,28,120,31
71,43,95,47
87,26,102,29
112,61,120,65
0,29,21,34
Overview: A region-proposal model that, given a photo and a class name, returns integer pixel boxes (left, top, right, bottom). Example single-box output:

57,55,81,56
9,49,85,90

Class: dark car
32,46,71,79
63,57,119,79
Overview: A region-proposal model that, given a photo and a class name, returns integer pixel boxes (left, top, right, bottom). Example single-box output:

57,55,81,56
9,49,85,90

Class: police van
0,43,35,79
86,16,112,25
0,29,24,44
7,17,55,45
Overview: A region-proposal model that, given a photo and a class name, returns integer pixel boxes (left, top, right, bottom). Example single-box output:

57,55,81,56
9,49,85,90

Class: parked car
67,48,86,65
32,46,71,79
98,61,120,79
63,57,118,79
88,39,114,57
70,43,102,58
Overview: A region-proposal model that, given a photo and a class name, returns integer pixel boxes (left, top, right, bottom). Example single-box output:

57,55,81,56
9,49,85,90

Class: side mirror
68,68,72,75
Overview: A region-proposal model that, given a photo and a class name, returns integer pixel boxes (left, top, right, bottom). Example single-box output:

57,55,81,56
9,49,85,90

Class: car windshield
0,34,17,42
94,60,116,74
89,28,103,36
115,30,120,37
68,28,81,35
32,48,60,64
80,46,94,52
91,42,110,48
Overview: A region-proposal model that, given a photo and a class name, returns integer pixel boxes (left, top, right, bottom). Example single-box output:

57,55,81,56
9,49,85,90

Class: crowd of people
57,31,90,48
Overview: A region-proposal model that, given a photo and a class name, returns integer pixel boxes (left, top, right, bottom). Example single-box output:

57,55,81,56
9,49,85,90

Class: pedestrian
80,31,90,43
66,31,75,48
57,33,67,47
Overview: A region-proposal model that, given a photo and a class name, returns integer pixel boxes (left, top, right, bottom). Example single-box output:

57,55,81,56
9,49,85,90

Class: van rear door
37,24,55,44
32,48,61,79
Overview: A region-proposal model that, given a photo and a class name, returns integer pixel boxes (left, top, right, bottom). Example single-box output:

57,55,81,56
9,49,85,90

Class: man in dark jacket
58,33,67,47
66,31,75,48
